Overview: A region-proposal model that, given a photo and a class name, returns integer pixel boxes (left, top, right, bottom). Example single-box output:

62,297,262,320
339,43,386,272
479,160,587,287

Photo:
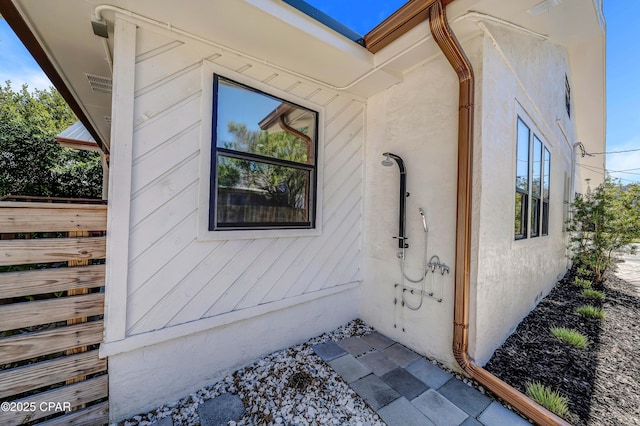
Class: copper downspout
278,116,314,165
277,115,314,221
428,2,569,425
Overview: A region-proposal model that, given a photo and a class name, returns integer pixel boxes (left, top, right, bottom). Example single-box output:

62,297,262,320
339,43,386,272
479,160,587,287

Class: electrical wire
578,163,639,183
589,148,640,155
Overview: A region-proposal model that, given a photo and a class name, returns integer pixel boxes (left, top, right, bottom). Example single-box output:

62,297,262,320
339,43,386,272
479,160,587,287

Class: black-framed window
209,75,318,231
515,118,530,239
514,116,551,240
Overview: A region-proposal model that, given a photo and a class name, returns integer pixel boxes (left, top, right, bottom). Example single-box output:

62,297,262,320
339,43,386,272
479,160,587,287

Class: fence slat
0,265,105,299
0,375,108,426
0,203,107,233
0,350,106,399
0,236,106,266
0,293,104,332
0,321,104,365
39,401,109,426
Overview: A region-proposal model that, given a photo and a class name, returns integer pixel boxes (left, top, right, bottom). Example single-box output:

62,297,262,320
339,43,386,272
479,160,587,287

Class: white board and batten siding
103,17,364,417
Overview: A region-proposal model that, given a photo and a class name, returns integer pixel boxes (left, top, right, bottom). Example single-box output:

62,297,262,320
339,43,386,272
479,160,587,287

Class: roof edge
0,0,108,153
364,0,455,53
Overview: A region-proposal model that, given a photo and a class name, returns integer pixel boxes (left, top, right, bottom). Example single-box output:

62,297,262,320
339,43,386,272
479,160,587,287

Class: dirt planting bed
485,266,640,425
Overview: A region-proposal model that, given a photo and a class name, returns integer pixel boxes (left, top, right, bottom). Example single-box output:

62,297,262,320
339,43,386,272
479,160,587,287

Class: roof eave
0,0,109,154
364,0,455,53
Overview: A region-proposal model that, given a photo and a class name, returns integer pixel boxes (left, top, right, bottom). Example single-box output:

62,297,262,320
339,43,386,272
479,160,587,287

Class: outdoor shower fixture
381,152,449,330
381,152,408,257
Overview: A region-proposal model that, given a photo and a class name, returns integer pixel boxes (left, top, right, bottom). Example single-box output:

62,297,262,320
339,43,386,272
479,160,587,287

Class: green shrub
551,327,588,348
566,178,640,283
526,381,570,418
576,266,591,277
573,276,592,289
582,289,605,299
575,305,605,319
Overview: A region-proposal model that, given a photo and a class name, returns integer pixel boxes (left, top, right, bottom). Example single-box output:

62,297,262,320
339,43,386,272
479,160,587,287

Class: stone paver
312,341,347,361
477,401,531,426
382,343,421,367
412,389,469,426
198,393,245,426
406,358,452,389
361,331,395,350
358,351,399,376
381,368,428,400
337,336,374,356
322,332,528,426
328,354,372,383
438,379,491,417
378,397,436,426
350,374,401,410
155,416,173,426
460,416,483,426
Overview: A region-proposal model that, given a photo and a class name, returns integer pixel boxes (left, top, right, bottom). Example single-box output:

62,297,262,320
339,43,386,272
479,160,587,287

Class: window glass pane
543,147,550,200
530,197,540,237
532,136,542,198
542,201,549,236
216,156,310,225
516,118,530,191
515,192,527,239
215,77,316,165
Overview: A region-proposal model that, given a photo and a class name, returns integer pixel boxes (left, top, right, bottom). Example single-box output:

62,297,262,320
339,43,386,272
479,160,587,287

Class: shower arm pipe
428,2,569,425
384,152,408,250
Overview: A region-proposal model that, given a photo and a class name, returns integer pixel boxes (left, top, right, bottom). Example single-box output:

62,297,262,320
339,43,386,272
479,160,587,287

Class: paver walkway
313,333,529,426
615,252,640,294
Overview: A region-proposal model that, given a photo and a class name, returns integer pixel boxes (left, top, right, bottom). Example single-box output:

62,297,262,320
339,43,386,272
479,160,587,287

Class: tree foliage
0,82,102,198
567,177,640,282
221,122,309,208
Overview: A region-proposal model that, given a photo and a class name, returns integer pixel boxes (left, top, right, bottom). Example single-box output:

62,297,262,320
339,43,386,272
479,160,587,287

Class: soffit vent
85,73,112,94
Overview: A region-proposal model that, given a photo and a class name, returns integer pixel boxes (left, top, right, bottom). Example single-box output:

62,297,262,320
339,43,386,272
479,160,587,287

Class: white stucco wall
362,22,578,369
103,17,363,421
361,35,484,369
470,23,576,365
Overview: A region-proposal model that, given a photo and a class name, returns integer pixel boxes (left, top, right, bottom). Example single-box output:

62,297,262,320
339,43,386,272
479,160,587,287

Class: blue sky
0,2,637,183
601,1,640,184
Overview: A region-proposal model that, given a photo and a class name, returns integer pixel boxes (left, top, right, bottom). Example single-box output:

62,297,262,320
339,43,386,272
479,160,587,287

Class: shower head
381,152,406,174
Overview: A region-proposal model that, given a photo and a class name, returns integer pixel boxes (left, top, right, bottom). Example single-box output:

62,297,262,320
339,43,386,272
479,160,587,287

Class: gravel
118,319,385,426
117,315,532,426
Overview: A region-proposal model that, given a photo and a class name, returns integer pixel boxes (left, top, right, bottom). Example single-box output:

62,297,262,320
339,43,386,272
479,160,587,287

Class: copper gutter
428,1,569,425
364,0,455,53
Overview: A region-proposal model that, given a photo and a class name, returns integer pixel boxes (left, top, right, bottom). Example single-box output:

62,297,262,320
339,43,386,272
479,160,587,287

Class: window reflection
211,75,318,230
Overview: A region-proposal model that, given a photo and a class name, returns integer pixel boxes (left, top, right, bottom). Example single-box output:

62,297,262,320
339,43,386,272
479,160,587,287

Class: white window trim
197,60,324,241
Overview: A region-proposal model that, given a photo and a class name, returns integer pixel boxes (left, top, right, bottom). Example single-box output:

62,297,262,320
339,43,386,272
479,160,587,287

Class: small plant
573,276,592,288
526,381,570,418
576,266,591,277
582,289,605,299
551,327,588,348
575,305,605,319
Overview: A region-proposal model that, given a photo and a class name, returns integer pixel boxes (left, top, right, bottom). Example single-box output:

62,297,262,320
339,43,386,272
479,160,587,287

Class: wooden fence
0,201,108,425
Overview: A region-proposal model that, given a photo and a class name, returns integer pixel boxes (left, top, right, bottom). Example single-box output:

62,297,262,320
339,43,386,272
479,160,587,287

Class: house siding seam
116,26,364,336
